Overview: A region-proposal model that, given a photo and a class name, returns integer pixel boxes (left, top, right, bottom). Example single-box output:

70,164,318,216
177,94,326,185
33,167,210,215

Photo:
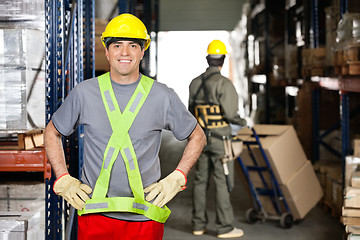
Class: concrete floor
159,131,345,240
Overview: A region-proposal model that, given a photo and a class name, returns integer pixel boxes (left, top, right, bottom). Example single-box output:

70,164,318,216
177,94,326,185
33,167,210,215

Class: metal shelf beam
0,149,51,179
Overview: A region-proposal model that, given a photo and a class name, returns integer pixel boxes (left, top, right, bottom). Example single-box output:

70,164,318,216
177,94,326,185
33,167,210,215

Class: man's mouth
119,59,131,63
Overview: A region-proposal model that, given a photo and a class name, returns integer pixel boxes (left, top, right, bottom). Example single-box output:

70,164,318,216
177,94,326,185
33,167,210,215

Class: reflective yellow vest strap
91,72,152,200
79,197,171,223
78,72,171,223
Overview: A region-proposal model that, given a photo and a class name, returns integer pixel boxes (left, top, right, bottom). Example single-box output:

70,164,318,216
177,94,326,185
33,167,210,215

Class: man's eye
131,44,137,48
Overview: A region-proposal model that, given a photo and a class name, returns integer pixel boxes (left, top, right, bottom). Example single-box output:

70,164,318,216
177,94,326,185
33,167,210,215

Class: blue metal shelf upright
311,0,343,164
339,0,351,181
45,0,95,239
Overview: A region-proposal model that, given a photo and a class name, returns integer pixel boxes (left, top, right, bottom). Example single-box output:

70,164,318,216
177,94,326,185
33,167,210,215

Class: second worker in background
189,40,252,239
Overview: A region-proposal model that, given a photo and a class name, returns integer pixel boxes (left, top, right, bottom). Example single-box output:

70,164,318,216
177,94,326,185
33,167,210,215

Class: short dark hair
103,37,146,49
206,55,225,67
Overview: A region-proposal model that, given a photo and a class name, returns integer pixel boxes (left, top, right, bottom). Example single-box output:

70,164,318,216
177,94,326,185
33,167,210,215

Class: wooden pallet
0,130,44,150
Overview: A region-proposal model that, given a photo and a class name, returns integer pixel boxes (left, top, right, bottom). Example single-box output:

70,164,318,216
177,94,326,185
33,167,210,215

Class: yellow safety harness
194,104,228,129
192,72,228,129
78,72,171,223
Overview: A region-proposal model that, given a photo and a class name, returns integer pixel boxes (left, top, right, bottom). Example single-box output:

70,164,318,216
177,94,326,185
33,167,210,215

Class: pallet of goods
0,130,44,150
342,156,360,239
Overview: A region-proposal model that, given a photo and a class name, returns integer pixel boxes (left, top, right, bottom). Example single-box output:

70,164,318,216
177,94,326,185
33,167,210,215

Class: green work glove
53,173,92,210
144,169,187,208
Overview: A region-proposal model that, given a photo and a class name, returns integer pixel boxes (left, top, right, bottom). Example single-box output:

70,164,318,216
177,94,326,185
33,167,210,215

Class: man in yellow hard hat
44,13,206,240
189,40,252,238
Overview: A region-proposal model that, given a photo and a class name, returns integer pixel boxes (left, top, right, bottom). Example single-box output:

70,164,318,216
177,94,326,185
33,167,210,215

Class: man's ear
105,47,110,61
140,48,145,60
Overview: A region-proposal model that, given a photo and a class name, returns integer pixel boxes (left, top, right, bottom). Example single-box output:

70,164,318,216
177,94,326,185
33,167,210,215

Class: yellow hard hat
101,13,151,50
207,40,228,55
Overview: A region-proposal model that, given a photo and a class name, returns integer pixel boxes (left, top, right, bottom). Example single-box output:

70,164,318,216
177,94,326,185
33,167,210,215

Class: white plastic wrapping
0,183,45,240
0,0,45,131
0,211,42,240
0,28,45,131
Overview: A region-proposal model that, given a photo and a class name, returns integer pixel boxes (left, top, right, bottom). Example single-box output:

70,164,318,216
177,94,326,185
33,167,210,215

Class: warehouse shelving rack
313,75,360,189
311,0,360,193
246,0,354,192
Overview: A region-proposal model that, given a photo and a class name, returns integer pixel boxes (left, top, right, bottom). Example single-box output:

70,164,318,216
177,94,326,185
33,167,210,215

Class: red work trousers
77,214,164,240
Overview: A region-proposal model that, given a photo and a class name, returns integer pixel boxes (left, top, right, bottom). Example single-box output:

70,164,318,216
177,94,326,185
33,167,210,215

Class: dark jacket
189,66,246,140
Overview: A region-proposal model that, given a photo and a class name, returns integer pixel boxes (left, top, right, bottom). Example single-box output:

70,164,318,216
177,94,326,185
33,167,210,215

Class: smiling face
105,40,145,83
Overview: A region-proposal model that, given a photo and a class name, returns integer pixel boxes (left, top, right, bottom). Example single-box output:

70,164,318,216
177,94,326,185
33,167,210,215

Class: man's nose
120,46,129,55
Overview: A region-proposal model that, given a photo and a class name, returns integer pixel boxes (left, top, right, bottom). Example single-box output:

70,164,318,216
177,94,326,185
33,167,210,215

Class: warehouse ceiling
159,0,247,31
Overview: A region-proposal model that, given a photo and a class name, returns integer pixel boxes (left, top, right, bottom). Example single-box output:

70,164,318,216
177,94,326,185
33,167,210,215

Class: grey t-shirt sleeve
52,86,81,136
165,88,197,141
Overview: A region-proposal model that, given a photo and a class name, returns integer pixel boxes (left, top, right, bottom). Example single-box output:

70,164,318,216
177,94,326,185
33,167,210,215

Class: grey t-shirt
52,74,197,221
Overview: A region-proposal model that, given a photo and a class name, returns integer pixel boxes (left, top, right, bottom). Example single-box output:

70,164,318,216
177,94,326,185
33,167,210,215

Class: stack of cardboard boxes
313,157,343,218
301,48,327,77
237,125,323,220
342,141,360,239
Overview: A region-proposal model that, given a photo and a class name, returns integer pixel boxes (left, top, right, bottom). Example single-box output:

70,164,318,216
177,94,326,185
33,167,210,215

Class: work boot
217,228,244,238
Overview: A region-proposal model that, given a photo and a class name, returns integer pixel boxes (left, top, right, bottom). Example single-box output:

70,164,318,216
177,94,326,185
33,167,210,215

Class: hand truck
236,128,294,228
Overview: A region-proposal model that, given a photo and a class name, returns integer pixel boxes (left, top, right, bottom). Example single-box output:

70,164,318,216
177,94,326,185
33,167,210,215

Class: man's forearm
176,124,206,176
44,121,68,179
144,123,205,208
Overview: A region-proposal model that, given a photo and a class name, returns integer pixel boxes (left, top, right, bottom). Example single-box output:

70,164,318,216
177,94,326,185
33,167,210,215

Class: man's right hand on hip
53,173,92,210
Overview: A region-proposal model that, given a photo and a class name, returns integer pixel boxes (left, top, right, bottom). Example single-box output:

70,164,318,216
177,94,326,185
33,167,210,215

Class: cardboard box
345,187,360,208
280,161,323,220
237,125,321,220
326,167,343,216
342,216,360,226
247,161,323,220
343,207,360,217
347,233,360,239
346,225,360,234
353,172,360,187
238,125,308,184
346,156,360,189
18,130,44,149
317,162,343,217
296,81,314,160
313,160,341,193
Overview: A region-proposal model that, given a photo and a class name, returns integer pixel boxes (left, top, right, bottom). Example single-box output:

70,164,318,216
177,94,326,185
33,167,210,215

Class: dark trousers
192,139,235,235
